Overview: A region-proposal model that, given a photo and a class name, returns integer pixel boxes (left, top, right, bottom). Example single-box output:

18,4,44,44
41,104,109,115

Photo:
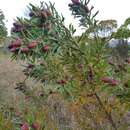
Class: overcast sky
0,0,130,35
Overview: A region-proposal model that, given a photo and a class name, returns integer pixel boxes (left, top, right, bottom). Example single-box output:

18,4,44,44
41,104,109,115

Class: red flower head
8,38,22,50
28,41,38,49
27,64,34,69
71,0,80,4
20,47,29,53
85,6,90,13
57,79,66,85
101,77,118,86
20,123,29,130
42,45,49,52
31,122,40,130
8,44,14,49
29,12,34,17
12,38,22,47
10,47,18,52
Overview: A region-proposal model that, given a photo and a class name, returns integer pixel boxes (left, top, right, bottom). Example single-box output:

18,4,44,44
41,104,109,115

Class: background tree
113,17,130,39
98,19,117,38
0,10,7,45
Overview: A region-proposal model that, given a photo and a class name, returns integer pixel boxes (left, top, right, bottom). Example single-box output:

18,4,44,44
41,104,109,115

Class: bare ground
0,54,25,104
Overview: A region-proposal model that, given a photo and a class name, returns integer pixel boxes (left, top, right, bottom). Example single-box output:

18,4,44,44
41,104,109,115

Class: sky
0,0,130,35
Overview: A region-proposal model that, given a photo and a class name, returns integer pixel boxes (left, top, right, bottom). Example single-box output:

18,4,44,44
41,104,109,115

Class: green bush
7,0,130,129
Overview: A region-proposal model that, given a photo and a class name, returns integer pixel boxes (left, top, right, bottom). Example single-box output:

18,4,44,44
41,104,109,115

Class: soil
0,53,25,105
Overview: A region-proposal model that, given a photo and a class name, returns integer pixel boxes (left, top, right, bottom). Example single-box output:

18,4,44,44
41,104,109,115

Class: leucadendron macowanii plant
8,0,130,129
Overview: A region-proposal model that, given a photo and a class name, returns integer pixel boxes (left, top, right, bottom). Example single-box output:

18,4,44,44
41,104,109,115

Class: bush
8,0,130,129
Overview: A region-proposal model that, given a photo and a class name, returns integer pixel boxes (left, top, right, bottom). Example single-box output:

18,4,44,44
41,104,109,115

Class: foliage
113,17,130,39
97,19,117,38
7,0,130,129
0,10,7,44
0,101,46,130
0,112,13,130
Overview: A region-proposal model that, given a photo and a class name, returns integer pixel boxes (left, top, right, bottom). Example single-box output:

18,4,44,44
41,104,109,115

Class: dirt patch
0,54,25,104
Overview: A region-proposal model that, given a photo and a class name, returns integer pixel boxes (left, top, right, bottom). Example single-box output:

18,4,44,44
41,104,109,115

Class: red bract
28,41,38,49
87,66,94,82
10,47,17,52
85,6,90,13
57,79,66,85
71,0,80,4
10,47,19,53
21,47,29,53
13,22,22,28
29,12,34,17
27,64,34,69
8,44,14,49
15,38,22,44
68,3,73,7
8,38,22,50
110,80,118,86
8,43,20,50
20,123,29,130
42,45,49,52
12,22,23,32
13,42,21,47
31,122,40,130
101,77,118,86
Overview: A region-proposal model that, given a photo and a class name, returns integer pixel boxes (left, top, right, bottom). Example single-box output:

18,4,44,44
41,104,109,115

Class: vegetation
0,10,7,44
1,0,130,130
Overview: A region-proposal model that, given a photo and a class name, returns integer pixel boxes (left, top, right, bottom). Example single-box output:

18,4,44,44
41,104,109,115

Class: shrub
8,0,130,129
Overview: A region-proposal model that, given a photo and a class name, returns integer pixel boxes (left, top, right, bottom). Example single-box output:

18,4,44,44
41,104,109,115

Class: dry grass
0,52,25,104
0,52,129,130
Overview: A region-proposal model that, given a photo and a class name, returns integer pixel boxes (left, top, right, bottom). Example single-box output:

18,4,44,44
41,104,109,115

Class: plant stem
94,93,117,130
